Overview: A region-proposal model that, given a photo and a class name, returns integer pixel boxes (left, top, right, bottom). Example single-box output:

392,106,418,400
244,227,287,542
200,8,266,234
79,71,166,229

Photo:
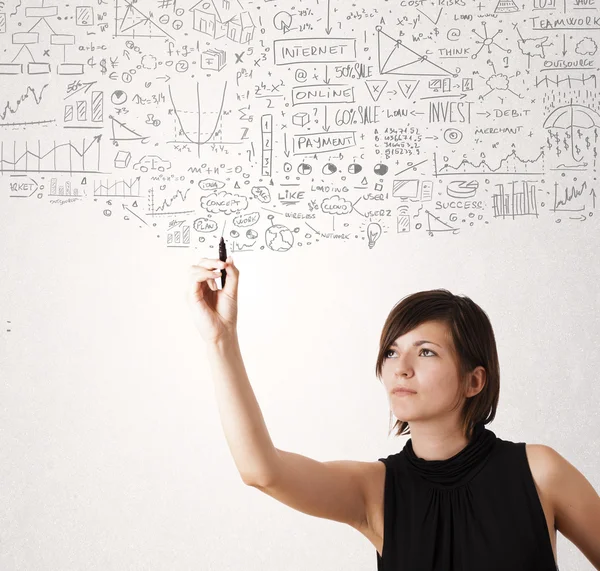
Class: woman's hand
187,256,239,344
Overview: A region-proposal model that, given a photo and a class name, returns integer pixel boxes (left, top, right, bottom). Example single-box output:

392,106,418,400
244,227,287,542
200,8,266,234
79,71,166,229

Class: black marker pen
218,236,227,288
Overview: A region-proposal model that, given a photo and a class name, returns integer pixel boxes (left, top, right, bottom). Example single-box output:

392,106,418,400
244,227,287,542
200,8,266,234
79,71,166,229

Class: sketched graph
94,177,141,197
147,186,195,216
434,149,545,176
0,136,101,173
553,180,595,212
492,181,540,219
167,81,240,158
0,84,49,120
114,0,175,39
166,220,191,247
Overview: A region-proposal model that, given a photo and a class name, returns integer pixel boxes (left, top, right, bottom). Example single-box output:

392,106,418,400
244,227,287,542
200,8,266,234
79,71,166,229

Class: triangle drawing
494,0,519,12
426,210,457,233
365,79,388,102
109,115,148,143
397,80,420,99
376,26,456,77
116,0,175,39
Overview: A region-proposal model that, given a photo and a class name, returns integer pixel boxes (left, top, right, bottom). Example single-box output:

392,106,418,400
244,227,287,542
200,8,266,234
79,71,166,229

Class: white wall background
1,0,599,569
2,203,599,570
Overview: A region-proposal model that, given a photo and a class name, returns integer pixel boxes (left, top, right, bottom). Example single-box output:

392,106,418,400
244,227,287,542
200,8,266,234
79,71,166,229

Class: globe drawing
265,224,294,252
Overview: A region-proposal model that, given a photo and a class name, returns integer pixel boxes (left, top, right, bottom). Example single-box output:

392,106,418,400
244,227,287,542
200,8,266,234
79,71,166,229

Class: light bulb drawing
367,222,382,249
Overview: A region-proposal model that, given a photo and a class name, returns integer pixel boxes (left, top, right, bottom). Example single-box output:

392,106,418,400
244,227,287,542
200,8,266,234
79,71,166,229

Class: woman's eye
384,348,436,359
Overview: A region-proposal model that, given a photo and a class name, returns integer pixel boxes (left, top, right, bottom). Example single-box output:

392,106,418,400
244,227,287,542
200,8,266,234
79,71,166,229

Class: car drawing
133,155,172,172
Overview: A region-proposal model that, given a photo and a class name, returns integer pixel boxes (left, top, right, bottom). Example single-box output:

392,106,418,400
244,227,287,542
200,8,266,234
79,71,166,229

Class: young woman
188,256,600,571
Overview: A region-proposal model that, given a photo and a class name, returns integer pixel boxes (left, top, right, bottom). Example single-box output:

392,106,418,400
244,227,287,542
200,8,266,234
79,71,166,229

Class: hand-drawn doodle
0,84,49,120
115,0,175,39
0,0,597,243
576,38,597,57
75,6,94,27
377,27,458,78
1,136,102,173
494,0,520,12
133,155,172,172
94,177,140,197
111,90,128,106
201,48,227,70
190,1,255,44
109,115,149,146
543,101,600,162
114,150,131,168
471,23,511,59
273,12,293,34
167,81,239,158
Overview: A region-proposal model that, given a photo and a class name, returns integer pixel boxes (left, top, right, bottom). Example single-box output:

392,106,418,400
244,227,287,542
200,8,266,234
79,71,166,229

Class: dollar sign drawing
100,58,107,75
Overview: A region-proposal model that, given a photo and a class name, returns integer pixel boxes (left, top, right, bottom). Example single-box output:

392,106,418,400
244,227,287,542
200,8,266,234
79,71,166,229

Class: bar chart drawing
64,90,104,125
492,181,540,219
166,220,191,247
49,178,80,196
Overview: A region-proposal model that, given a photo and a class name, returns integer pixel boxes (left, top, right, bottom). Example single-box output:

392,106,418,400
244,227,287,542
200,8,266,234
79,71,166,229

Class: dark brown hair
375,289,499,441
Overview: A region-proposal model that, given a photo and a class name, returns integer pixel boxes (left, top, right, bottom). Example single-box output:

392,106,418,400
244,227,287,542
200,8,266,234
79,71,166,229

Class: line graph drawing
114,0,175,40
0,135,102,173
434,149,545,176
156,188,192,212
376,25,458,77
167,80,241,158
94,177,141,197
0,84,49,119
147,187,195,216
552,180,595,212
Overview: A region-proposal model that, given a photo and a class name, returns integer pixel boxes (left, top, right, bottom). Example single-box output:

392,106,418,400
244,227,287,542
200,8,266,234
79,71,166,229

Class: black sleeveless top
376,423,559,571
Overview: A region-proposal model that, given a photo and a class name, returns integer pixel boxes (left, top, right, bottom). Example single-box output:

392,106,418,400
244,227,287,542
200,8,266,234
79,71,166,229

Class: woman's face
381,320,466,423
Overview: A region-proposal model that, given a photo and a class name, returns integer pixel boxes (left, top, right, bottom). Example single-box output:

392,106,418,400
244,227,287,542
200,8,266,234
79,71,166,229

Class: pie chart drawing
374,163,389,176
348,163,362,174
447,180,479,198
112,90,128,105
298,163,312,175
322,163,337,175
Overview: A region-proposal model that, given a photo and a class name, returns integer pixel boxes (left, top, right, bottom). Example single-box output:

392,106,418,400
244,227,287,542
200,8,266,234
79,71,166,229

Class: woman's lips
392,387,417,395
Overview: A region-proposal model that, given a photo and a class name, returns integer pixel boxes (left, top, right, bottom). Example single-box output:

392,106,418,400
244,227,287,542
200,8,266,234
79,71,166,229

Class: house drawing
189,0,255,44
